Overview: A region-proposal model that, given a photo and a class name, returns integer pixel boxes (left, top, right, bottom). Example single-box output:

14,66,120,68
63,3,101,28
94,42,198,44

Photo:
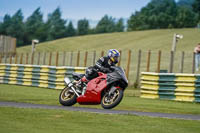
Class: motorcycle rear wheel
59,87,77,106
101,88,123,109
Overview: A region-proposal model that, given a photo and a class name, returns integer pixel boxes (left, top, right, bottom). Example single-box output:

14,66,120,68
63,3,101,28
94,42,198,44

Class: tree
147,0,177,28
6,9,25,46
66,21,76,37
0,14,12,35
96,15,116,33
128,0,177,30
193,0,200,20
77,19,89,35
88,28,96,34
24,7,45,44
176,6,198,28
46,7,67,41
115,18,124,32
127,12,146,31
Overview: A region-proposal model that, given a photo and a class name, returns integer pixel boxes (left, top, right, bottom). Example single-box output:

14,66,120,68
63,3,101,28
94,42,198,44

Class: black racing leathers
94,56,115,73
85,56,115,80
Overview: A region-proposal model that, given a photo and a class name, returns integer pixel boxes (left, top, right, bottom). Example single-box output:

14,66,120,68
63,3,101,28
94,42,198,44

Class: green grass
1,84,200,115
0,107,200,133
17,28,200,52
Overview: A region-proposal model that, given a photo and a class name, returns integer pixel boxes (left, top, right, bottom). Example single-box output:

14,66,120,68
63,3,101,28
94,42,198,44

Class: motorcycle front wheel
59,87,77,106
101,88,123,109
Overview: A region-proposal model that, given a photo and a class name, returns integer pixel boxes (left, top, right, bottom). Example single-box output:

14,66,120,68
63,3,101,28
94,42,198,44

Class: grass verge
0,107,200,133
17,28,200,52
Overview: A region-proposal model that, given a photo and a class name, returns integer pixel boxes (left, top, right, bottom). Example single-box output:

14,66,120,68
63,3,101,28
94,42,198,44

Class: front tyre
101,88,123,109
59,87,77,106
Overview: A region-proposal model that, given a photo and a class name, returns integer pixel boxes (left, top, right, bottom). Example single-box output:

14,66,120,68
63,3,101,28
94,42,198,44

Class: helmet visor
112,56,119,64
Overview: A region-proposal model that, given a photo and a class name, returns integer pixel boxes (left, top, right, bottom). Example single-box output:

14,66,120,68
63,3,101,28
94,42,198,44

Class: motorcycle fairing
106,67,128,89
77,74,107,104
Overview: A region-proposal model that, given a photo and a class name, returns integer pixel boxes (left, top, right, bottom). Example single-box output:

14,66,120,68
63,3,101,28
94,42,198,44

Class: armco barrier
140,72,200,103
0,64,86,89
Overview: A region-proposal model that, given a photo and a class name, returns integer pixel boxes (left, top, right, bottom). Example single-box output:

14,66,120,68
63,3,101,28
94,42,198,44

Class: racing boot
76,76,88,93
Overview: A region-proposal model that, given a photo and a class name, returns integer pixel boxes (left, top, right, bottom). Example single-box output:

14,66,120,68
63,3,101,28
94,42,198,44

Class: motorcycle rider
76,49,120,91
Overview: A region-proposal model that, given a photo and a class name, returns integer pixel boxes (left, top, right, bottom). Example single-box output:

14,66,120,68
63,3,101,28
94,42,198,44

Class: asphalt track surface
0,101,200,121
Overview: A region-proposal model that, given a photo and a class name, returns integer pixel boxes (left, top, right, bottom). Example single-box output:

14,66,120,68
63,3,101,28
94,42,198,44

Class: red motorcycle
59,66,128,109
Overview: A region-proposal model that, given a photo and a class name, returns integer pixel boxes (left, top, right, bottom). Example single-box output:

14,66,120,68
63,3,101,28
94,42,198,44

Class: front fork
64,77,80,97
109,86,119,96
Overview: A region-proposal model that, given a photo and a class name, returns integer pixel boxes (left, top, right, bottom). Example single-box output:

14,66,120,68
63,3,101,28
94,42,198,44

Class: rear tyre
59,87,77,106
101,88,123,109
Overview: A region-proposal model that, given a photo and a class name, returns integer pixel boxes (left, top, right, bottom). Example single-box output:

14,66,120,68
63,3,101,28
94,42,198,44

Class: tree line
0,0,199,47
128,0,200,30
0,7,124,47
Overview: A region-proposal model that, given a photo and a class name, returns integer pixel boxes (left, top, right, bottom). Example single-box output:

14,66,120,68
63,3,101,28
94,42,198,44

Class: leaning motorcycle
59,66,128,109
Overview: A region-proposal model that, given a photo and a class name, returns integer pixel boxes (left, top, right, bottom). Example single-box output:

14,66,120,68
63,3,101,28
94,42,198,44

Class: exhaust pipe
64,77,80,97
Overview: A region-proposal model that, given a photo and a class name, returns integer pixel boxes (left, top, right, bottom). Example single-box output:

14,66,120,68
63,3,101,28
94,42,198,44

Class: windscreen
107,66,128,88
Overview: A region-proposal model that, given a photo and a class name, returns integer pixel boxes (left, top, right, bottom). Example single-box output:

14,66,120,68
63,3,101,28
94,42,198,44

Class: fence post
101,51,104,57
0,36,3,53
13,38,16,55
192,52,195,73
169,51,174,73
31,53,34,65
156,50,161,73
2,36,5,54
180,51,184,73
5,53,8,63
62,51,66,66
9,53,12,64
146,50,151,72
118,50,122,67
15,53,18,64
49,52,52,66
2,53,5,63
93,51,96,65
56,51,59,66
70,51,73,66
7,37,11,55
126,50,131,80
43,52,46,65
37,52,40,65
20,53,23,64
84,51,88,67
4,36,8,54
26,53,29,64
135,50,142,88
0,54,2,63
76,51,80,67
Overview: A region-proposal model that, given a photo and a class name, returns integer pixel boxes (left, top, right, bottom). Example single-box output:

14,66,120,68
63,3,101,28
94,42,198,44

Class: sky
0,0,151,21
